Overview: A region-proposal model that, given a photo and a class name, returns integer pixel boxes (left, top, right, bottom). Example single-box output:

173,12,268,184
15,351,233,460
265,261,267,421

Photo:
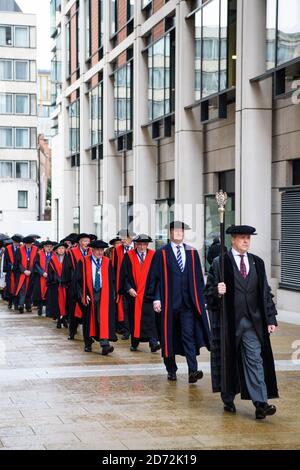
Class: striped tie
176,245,184,272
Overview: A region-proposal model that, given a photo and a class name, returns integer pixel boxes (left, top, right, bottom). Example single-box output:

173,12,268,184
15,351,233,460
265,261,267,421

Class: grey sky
16,0,51,71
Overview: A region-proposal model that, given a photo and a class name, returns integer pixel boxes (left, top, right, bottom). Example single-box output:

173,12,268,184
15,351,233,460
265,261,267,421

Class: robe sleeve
204,257,222,312
75,260,84,302
34,255,45,276
119,254,133,295
3,250,12,273
262,264,278,326
14,250,23,274
46,263,57,287
145,250,162,302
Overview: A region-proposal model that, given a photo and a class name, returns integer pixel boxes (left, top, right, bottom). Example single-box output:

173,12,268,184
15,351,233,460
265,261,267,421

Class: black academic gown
119,250,159,342
46,255,70,319
2,245,18,302
75,256,117,342
204,252,279,400
147,244,211,359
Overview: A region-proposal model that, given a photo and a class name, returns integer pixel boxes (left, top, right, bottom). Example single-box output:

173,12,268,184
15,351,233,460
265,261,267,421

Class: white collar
171,241,184,249
232,248,248,257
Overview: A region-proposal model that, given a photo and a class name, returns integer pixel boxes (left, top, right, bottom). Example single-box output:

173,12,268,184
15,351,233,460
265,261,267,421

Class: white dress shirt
231,248,250,275
124,243,134,253
171,241,186,269
136,250,147,263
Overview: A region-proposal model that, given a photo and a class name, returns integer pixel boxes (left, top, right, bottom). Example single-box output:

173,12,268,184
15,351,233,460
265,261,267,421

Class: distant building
0,0,38,233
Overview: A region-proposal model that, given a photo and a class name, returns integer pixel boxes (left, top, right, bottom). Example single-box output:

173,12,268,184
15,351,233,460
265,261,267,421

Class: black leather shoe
167,372,177,381
130,346,138,352
68,335,75,341
121,333,130,340
150,344,161,353
84,346,92,353
56,323,62,329
224,402,236,413
8,303,12,310
102,346,114,356
26,308,32,313
188,370,204,384
255,402,276,420
19,307,24,314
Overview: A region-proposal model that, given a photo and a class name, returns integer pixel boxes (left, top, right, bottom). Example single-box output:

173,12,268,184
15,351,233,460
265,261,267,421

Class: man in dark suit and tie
205,225,279,420
147,221,211,383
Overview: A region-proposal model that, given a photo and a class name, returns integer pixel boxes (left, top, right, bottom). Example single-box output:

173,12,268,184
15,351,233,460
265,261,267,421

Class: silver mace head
215,190,228,224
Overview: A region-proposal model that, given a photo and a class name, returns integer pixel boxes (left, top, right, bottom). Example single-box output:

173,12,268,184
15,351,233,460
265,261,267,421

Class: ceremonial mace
215,190,228,389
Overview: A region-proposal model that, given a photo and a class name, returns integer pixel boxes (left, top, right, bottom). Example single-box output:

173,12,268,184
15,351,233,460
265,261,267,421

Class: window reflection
277,0,300,65
114,61,133,136
89,82,103,147
69,100,80,155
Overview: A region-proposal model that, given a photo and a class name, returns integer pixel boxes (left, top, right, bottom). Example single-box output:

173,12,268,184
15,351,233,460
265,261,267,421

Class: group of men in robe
0,221,279,420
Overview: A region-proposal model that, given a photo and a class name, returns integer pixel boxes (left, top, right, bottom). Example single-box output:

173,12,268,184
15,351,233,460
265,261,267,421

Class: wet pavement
0,300,300,450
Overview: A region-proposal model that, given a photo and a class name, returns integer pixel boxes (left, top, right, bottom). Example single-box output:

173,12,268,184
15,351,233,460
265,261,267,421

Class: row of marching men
1,230,162,357
1,222,280,419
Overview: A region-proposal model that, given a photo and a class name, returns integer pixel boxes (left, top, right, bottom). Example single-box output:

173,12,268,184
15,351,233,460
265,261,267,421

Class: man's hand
268,325,276,334
153,300,162,313
217,282,226,296
43,272,48,278
128,288,137,298
24,270,31,276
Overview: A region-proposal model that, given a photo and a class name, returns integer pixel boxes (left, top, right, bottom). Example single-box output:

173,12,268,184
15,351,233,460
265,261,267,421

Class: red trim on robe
38,251,48,301
162,250,169,358
15,246,38,296
49,255,67,317
115,245,125,322
70,246,91,319
191,249,202,315
128,249,155,338
82,256,110,339
6,245,16,295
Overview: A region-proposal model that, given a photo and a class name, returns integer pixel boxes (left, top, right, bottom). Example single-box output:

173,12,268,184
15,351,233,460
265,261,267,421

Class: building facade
50,0,300,312
0,0,38,234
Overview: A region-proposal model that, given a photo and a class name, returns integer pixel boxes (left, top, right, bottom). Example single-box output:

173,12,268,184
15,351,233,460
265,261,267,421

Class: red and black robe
120,249,158,341
15,245,38,298
67,246,92,319
112,244,127,322
3,244,18,299
32,250,52,304
76,256,117,342
46,254,70,319
146,243,211,359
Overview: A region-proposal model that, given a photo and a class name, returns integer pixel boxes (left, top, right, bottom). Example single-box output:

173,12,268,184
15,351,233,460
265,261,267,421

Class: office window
16,94,29,114
69,100,80,155
30,161,37,180
15,61,29,81
0,94,13,114
85,0,91,59
0,60,13,80
0,161,13,178
16,128,29,148
16,161,29,179
30,95,37,115
15,26,29,47
0,128,13,148
89,82,103,146
266,0,300,69
18,191,28,209
194,0,236,101
148,31,175,121
293,160,300,185
30,128,37,149
66,21,71,77
110,1,135,36
0,25,12,46
114,61,133,136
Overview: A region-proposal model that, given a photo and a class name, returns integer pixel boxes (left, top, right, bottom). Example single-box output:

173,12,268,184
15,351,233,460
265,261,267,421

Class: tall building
0,0,38,233
51,0,300,312
37,70,52,142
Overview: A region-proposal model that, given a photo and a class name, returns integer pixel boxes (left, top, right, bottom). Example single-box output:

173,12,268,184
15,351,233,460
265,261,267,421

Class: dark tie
239,255,247,279
140,252,144,264
94,261,101,292
176,245,184,272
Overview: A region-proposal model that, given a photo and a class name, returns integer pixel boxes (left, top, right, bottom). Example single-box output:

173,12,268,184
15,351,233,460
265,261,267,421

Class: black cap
117,229,136,238
226,225,257,236
43,240,54,247
133,234,153,243
11,235,23,243
23,236,35,244
89,234,98,242
76,233,91,242
53,242,68,251
109,236,122,246
166,221,191,230
89,240,109,249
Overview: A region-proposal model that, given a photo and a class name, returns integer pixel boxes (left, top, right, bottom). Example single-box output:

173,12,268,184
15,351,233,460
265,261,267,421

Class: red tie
239,255,247,279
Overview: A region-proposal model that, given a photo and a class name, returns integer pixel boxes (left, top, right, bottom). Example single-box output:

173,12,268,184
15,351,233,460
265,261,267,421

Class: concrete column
78,0,97,232
175,1,204,251
235,0,273,275
102,1,122,241
133,4,157,236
